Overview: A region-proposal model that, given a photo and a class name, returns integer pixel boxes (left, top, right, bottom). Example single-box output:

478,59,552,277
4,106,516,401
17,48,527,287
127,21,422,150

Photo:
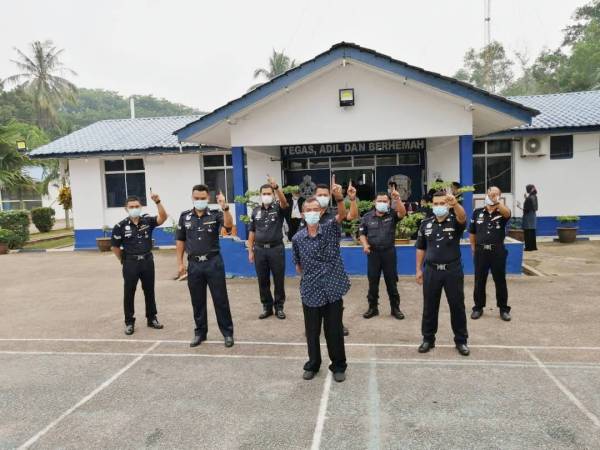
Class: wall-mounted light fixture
16,140,27,152
339,88,354,107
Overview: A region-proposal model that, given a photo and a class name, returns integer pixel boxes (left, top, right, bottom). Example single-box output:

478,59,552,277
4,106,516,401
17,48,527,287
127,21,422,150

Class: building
29,43,600,274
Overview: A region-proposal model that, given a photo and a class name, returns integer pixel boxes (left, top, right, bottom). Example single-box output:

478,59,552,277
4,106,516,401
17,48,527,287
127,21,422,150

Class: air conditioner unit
521,137,546,157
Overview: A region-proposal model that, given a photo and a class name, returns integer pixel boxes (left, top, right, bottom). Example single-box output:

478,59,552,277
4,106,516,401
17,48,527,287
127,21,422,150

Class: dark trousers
422,265,468,345
254,245,286,309
303,300,347,374
366,247,400,310
122,256,157,325
187,255,234,339
524,229,537,251
287,218,302,241
473,247,510,313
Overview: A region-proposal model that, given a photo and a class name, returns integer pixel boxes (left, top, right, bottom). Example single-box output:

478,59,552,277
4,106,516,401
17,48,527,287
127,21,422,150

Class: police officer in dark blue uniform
469,186,512,321
359,186,407,319
247,176,289,320
111,191,167,335
176,184,235,348
415,191,470,356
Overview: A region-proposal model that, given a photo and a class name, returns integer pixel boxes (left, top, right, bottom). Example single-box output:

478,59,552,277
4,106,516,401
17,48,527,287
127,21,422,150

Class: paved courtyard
1,247,600,449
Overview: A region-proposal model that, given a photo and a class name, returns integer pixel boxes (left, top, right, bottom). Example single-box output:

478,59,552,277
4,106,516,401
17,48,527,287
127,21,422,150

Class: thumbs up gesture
347,180,357,201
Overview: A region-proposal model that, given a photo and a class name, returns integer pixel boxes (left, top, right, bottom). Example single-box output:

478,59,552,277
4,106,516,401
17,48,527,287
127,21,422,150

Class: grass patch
29,228,74,239
24,236,74,250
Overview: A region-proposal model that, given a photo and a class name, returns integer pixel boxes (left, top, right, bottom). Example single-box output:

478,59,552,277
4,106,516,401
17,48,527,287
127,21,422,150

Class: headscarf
526,184,537,195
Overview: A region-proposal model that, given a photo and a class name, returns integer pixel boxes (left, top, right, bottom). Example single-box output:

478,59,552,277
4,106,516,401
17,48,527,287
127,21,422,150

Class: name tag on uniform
426,223,432,229
185,221,192,229
139,225,149,232
491,216,502,221
442,228,455,232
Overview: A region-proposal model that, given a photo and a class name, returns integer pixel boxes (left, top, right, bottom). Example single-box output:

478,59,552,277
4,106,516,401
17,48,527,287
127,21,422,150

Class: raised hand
347,180,357,201
266,174,278,189
390,186,401,201
216,190,227,208
446,193,457,207
150,192,160,204
331,174,343,200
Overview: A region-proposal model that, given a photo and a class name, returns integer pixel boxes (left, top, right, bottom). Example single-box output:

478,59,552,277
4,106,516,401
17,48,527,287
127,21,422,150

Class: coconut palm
3,40,77,130
249,49,297,91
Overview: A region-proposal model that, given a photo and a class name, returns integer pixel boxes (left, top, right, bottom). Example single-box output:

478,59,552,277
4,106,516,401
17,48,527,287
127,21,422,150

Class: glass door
331,169,375,201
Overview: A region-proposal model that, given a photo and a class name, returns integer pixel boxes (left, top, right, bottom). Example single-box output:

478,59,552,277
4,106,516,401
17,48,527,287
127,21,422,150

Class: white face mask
193,199,209,210
484,196,495,206
316,196,330,208
261,195,273,205
128,207,141,218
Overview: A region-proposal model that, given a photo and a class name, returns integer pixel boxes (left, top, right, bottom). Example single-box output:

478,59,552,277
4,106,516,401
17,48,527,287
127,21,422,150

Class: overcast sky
0,0,588,111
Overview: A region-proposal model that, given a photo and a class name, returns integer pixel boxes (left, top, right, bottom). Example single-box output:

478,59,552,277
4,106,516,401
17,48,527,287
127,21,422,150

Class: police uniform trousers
187,254,234,339
303,299,347,374
473,246,510,312
422,263,468,345
366,246,400,309
254,244,286,309
122,254,157,325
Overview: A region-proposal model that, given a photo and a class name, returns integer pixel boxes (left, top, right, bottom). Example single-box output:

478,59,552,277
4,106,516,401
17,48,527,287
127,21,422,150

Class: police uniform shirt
359,209,400,249
469,207,510,245
176,209,226,256
249,203,287,244
415,213,466,264
111,215,158,255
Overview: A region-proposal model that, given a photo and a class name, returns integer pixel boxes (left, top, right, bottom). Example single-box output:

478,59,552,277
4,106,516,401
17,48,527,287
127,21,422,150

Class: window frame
473,140,513,194
103,157,147,208
201,152,234,203
550,134,574,160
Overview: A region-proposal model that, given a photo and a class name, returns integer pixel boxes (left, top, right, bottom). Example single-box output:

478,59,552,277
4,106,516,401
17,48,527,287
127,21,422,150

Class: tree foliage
249,49,297,91
454,41,513,93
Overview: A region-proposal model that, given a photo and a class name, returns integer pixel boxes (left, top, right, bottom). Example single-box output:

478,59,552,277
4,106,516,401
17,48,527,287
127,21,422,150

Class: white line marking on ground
368,349,381,450
525,348,600,429
2,338,600,351
17,341,161,450
311,371,332,450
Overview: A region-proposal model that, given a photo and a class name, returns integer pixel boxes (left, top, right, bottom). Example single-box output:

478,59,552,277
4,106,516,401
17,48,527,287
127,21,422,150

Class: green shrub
0,210,30,248
556,215,579,224
31,207,56,233
0,228,15,244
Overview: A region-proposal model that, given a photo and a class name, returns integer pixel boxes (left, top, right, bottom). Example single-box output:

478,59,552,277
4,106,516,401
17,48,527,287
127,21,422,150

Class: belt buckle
136,255,145,261
436,263,447,271
483,244,492,250
264,243,271,249
198,255,208,262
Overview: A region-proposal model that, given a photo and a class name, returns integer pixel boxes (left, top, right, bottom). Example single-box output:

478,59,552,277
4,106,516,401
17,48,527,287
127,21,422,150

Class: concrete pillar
459,135,474,224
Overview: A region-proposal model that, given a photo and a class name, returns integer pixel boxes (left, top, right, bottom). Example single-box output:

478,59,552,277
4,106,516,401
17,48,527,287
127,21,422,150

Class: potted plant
96,226,112,252
395,212,425,245
556,216,579,243
0,228,15,255
508,217,524,242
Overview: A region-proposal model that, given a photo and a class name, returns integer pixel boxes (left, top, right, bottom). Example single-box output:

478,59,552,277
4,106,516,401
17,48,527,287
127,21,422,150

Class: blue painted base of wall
76,228,523,276
534,215,600,236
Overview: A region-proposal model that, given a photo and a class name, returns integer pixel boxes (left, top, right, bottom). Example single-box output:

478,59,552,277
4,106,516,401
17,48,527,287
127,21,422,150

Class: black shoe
259,308,273,319
456,344,470,356
190,335,204,347
275,309,286,320
363,307,379,319
500,311,512,321
418,341,435,353
124,324,134,335
342,325,349,337
471,309,483,320
224,336,234,348
391,308,405,320
333,372,346,383
147,318,164,329
303,370,317,380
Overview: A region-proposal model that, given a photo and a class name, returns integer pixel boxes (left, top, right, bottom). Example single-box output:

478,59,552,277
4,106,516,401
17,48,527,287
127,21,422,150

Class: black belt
477,243,503,251
370,245,394,252
188,251,219,262
254,241,283,249
124,252,152,261
425,259,462,271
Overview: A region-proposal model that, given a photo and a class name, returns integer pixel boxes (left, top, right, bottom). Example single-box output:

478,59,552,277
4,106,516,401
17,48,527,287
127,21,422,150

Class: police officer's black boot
259,306,273,319
418,341,435,353
391,307,405,320
363,307,379,319
275,308,286,320
124,324,134,335
147,317,164,329
471,309,483,320
190,334,204,347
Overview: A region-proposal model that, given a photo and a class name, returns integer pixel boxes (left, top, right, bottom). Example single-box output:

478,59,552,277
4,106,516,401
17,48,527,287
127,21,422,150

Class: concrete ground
1,248,600,449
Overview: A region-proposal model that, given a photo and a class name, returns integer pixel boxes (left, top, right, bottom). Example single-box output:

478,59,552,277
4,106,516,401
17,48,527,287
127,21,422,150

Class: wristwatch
222,205,230,211
272,184,279,190
154,200,161,204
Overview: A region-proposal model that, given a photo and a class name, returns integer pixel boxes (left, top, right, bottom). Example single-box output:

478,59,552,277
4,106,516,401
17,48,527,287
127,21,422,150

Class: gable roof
175,42,539,141
502,90,600,135
29,115,203,158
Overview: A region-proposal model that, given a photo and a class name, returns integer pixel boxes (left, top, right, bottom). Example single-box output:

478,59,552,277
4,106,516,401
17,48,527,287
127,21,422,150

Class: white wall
514,132,600,216
230,62,473,147
69,158,104,229
427,137,459,183
245,146,283,191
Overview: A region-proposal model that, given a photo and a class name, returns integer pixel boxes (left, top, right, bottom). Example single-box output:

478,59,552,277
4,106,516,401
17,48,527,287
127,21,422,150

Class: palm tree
249,49,297,91
3,40,77,130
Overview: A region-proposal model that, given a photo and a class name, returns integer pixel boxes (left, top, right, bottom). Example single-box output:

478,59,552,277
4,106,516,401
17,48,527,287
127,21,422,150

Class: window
0,186,42,211
104,159,146,207
473,140,512,194
550,135,573,159
202,154,234,202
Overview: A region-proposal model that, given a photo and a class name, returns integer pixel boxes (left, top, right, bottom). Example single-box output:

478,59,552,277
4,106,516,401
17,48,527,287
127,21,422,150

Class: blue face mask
304,211,321,225
128,207,141,218
193,199,209,210
432,205,449,217
375,202,389,213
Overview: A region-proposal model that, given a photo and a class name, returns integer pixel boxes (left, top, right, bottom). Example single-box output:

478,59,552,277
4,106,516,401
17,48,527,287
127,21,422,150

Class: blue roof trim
482,124,600,138
175,42,538,141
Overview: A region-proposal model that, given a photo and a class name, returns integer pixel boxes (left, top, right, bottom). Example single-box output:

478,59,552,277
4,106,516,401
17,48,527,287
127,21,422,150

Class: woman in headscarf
521,184,538,251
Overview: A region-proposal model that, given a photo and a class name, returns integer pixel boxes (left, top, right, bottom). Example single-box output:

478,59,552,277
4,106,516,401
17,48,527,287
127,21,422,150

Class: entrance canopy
175,42,539,148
